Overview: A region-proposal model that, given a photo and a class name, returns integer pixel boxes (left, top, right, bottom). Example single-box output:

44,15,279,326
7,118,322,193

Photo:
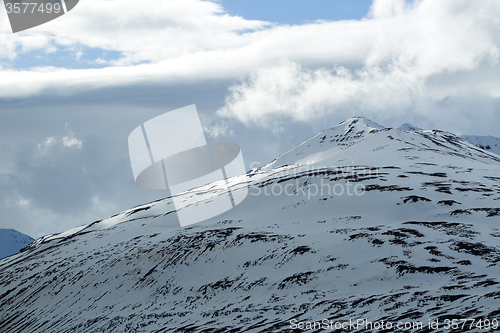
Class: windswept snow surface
0,229,34,259
1,118,500,332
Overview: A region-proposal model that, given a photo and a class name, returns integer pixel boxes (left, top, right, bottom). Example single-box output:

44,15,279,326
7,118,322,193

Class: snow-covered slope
1,118,500,333
395,122,500,157
0,229,34,259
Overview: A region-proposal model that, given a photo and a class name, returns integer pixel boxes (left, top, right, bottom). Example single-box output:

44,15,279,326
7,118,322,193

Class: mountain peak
263,117,387,169
0,228,34,259
265,117,500,169
397,123,423,131
337,116,385,130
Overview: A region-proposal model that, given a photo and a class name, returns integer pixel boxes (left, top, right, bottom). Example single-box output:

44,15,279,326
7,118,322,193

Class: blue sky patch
8,46,122,70
220,0,373,24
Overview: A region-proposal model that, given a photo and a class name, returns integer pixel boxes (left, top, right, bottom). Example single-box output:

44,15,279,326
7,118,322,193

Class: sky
1,0,500,238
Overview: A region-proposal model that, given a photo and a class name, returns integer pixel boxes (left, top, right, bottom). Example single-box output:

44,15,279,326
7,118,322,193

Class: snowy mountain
395,122,500,157
397,123,424,131
1,117,500,332
460,135,500,157
0,229,34,260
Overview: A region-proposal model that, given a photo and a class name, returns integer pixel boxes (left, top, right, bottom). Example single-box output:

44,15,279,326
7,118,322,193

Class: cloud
62,124,83,149
0,0,379,97
1,130,122,238
217,60,426,127
202,119,233,138
62,136,83,149
2,0,499,104
36,126,83,150
217,0,500,128
0,0,267,63
0,95,236,238
37,137,56,149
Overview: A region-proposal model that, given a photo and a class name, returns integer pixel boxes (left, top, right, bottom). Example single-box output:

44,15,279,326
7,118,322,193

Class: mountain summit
1,118,500,332
0,229,34,259
266,117,499,169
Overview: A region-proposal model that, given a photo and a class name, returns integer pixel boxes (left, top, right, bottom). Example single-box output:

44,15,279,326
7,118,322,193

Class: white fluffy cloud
2,0,500,112
0,0,379,97
217,0,500,128
36,125,83,150
62,136,83,149
37,137,56,149
0,0,267,62
217,60,426,126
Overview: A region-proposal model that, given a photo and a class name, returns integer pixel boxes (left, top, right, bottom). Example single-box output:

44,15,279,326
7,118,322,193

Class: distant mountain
0,229,34,259
397,123,424,131
1,118,500,332
460,135,500,156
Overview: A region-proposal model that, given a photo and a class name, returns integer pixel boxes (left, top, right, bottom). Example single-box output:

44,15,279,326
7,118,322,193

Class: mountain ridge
265,117,500,170
1,118,500,332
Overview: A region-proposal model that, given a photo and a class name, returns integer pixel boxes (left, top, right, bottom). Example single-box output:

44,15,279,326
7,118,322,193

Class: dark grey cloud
0,80,319,238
